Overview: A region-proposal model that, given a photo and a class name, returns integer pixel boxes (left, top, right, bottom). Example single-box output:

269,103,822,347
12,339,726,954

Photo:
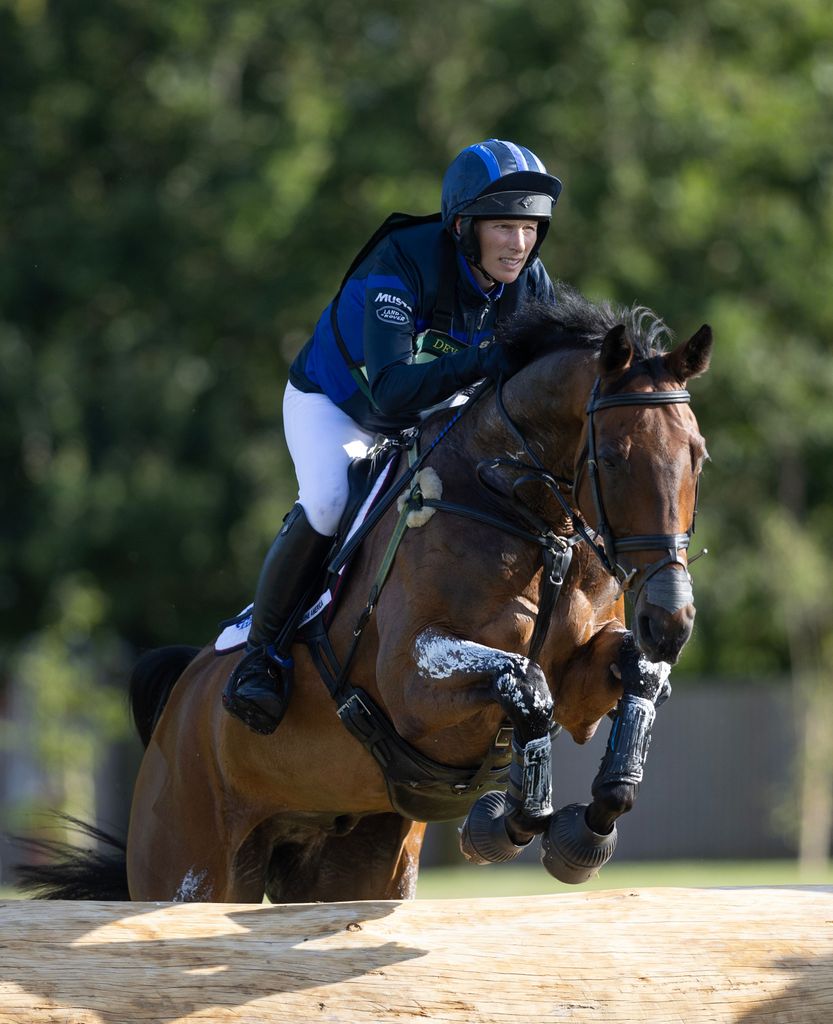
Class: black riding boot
222,504,332,735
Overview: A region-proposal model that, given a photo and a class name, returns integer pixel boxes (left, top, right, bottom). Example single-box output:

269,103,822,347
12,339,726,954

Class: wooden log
1,887,832,1023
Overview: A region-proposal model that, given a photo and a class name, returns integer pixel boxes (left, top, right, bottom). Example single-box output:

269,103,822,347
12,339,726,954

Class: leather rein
304,373,702,809
326,371,702,689
489,374,701,610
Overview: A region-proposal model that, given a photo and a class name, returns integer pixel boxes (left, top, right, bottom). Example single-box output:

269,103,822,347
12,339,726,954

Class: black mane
498,281,673,361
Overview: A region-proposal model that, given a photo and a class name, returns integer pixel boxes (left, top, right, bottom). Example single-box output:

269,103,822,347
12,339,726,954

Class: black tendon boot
223,504,332,735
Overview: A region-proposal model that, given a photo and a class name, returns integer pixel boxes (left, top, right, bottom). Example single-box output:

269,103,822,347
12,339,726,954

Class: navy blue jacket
289,219,555,433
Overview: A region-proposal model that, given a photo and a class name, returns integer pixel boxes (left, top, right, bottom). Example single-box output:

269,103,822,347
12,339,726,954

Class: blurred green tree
1,0,831,856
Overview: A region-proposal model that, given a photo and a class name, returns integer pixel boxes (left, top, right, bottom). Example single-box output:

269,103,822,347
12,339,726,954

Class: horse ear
665,324,713,382
599,324,633,376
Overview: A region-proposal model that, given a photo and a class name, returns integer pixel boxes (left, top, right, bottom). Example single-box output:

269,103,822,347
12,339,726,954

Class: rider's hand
478,340,527,383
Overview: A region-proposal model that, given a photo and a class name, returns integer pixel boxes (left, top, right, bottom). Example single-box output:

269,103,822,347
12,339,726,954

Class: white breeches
283,382,377,536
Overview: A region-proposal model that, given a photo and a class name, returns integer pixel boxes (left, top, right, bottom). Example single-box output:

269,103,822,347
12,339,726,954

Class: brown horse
20,287,711,903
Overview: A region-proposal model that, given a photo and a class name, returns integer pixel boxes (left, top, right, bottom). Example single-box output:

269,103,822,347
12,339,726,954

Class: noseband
490,375,701,609
574,379,698,606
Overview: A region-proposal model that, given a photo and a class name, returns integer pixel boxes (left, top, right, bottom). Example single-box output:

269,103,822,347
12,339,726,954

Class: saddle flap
337,444,402,543
214,446,401,654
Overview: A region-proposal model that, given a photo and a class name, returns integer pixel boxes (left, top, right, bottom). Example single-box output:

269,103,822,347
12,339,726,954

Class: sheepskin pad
396,467,443,527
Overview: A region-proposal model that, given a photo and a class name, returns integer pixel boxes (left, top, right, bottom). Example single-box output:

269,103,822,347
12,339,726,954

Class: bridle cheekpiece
575,378,699,606
489,373,703,610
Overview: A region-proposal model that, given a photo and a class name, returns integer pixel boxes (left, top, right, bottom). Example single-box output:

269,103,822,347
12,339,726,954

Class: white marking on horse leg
412,629,552,742
413,629,529,681
496,671,552,717
174,868,212,902
396,853,419,900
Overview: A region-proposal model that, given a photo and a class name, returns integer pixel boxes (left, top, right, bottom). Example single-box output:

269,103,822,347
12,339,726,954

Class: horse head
575,320,713,664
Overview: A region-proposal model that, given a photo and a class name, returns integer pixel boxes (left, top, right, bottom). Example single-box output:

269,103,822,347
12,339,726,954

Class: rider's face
474,219,538,286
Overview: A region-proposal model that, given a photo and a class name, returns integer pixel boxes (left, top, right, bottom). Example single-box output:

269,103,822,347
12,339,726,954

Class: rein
304,367,702,813
331,370,701,679
327,381,493,579
331,380,580,674
491,375,701,607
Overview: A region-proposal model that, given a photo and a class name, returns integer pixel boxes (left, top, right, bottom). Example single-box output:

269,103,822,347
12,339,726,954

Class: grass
416,860,833,899
4,861,832,902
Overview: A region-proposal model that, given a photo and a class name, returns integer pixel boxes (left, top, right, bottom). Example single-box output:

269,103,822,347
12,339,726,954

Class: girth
304,623,525,822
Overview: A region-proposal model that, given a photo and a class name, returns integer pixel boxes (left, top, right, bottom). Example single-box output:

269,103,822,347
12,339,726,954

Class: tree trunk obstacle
2,887,832,1023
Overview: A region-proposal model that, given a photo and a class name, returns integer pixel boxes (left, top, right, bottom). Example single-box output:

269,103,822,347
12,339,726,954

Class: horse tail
16,646,201,900
129,644,201,748
15,816,130,900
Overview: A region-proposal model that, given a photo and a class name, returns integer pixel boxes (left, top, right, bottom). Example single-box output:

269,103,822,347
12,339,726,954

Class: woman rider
223,139,563,735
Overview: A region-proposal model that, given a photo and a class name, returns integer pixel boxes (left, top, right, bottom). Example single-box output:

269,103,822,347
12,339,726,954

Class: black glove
478,340,527,383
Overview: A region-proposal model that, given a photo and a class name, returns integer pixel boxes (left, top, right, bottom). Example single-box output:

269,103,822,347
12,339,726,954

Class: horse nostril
637,613,655,648
646,606,699,664
637,611,683,664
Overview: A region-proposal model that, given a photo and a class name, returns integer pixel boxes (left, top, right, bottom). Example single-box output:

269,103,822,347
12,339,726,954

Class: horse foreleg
406,627,556,856
584,634,671,835
410,627,553,745
543,632,671,884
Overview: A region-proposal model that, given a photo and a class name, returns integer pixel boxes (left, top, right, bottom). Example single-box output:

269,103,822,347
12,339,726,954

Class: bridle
490,373,702,607
573,378,700,605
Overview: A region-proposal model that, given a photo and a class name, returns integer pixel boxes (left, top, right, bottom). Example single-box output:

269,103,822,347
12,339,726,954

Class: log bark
1,887,832,1023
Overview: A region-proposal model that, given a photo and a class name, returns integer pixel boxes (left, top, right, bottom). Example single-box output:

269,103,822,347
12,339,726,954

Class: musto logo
376,305,410,325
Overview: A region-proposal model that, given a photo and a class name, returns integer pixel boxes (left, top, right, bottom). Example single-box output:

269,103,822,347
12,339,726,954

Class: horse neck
470,348,596,479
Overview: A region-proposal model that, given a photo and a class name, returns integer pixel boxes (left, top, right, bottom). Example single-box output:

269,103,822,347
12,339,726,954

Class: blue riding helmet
441,139,563,268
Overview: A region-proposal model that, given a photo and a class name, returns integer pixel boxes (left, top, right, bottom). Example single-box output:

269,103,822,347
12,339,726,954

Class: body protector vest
289,214,554,433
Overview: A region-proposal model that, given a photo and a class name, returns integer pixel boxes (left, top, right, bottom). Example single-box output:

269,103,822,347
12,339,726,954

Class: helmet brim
462,190,554,220
477,170,562,202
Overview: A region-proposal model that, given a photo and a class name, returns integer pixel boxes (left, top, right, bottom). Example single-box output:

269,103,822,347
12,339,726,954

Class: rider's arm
362,240,492,417
369,341,492,418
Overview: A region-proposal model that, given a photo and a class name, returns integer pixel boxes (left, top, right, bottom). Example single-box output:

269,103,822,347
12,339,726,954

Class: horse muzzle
632,566,695,664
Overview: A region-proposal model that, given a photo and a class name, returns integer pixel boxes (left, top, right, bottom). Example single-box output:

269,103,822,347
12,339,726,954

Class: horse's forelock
624,305,674,357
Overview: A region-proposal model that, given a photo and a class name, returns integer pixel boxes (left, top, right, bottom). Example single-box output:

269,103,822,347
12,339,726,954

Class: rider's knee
301,496,345,537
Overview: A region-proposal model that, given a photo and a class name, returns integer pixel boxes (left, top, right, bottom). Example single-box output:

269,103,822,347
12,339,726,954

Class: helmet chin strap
471,259,497,288
453,222,498,289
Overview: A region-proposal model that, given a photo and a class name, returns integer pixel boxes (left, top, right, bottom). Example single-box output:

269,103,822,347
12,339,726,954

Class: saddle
215,440,402,653
313,438,408,629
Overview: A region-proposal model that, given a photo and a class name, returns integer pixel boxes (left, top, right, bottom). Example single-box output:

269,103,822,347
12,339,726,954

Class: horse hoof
540,802,617,884
459,791,531,865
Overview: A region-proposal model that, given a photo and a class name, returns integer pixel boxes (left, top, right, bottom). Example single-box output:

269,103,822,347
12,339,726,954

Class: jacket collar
456,250,505,304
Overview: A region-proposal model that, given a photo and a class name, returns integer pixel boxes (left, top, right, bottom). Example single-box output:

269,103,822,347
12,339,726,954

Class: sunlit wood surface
2,887,832,1023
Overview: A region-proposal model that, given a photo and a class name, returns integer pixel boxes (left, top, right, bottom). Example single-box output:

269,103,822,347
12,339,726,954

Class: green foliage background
2,0,832,831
